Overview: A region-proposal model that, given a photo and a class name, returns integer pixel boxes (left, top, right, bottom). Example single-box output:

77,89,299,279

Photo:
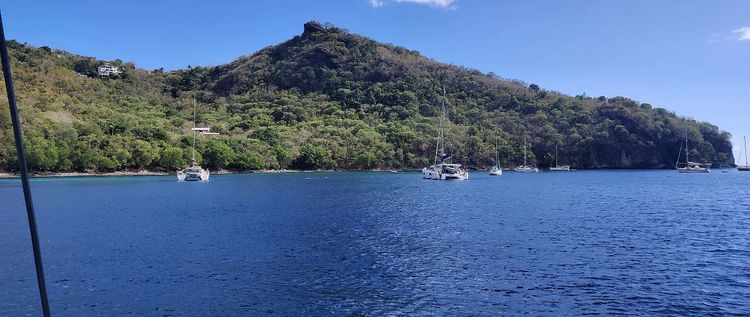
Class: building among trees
98,64,121,76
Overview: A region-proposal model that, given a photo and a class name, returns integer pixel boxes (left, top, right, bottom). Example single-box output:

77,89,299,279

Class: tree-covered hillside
0,22,733,172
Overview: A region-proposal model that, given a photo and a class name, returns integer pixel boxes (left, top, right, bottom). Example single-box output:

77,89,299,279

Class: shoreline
0,169,341,179
1,167,726,179
0,170,171,179
0,169,402,179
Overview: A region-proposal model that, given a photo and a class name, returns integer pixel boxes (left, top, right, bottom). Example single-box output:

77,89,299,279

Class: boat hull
513,166,540,173
549,166,571,172
677,168,710,173
422,165,469,180
489,165,502,176
177,169,210,181
737,166,750,171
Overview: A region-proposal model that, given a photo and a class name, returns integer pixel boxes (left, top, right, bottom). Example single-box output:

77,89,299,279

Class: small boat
489,165,503,176
514,165,540,173
675,128,709,173
548,143,571,172
422,87,468,180
514,136,540,172
177,100,219,182
677,162,710,173
423,163,470,180
177,159,209,181
738,136,750,171
548,166,570,171
489,134,502,176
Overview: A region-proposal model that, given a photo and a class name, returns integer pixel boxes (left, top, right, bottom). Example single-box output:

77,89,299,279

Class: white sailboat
548,143,571,171
489,134,502,176
676,128,709,173
422,87,469,180
514,136,540,172
177,101,220,182
738,136,749,171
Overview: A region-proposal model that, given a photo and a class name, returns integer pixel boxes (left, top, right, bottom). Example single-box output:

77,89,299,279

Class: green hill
0,21,733,172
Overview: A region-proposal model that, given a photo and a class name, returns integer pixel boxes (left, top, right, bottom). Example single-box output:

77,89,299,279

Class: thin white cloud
369,0,456,9
732,27,750,41
709,27,750,43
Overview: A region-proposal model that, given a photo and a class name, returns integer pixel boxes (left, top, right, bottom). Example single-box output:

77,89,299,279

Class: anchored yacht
549,143,571,171
675,129,709,173
489,133,502,176
422,87,469,180
177,100,219,181
177,158,209,181
738,136,749,171
514,136,540,172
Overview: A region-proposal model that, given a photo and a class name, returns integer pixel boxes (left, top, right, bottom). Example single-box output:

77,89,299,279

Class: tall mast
675,139,683,168
433,129,439,165
685,128,689,165
555,143,559,167
434,86,447,165
495,134,499,164
441,86,446,161
435,86,445,165
523,136,527,166
745,136,748,166
192,99,196,161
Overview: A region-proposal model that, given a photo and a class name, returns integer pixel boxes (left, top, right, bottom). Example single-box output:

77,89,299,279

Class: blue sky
2,1,749,158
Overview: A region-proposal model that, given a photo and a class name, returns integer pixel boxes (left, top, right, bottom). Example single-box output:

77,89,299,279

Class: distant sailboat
549,143,571,171
738,136,750,171
489,134,502,176
514,136,540,172
675,128,709,173
177,100,220,182
422,87,469,180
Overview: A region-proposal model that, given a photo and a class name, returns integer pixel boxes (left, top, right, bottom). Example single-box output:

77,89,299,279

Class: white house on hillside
98,64,122,76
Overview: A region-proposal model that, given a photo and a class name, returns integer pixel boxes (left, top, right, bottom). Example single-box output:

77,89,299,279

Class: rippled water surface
1,170,749,316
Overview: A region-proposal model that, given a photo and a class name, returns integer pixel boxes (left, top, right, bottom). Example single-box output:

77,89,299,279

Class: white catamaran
422,88,469,180
177,101,220,182
514,136,539,173
549,143,571,171
738,136,749,171
489,134,502,176
675,129,709,173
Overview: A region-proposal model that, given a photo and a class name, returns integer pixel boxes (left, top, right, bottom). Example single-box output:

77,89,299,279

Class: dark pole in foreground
0,10,52,317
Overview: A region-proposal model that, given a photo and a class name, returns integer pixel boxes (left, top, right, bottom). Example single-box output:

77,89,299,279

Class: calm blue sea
1,170,749,316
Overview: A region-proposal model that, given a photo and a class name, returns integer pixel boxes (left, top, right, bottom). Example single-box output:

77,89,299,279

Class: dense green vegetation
0,21,733,173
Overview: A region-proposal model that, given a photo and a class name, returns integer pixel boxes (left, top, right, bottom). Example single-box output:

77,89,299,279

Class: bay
1,170,749,316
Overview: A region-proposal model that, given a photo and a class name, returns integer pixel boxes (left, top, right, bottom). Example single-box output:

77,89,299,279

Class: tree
131,140,160,169
203,140,236,169
273,146,293,169
27,138,59,171
72,58,100,77
159,146,184,170
293,144,334,170
234,151,265,170
103,137,132,169
355,151,377,169
71,142,102,171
